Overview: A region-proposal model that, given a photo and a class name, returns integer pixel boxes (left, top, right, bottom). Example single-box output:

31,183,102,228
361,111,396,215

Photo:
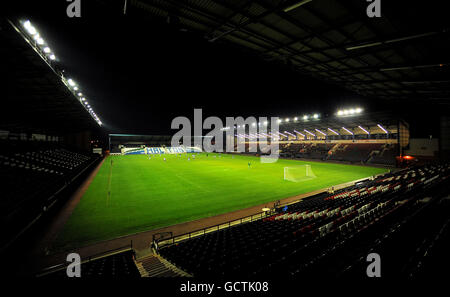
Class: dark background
5,0,446,138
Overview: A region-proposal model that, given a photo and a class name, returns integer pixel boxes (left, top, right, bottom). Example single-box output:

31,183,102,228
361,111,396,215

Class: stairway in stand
135,254,191,277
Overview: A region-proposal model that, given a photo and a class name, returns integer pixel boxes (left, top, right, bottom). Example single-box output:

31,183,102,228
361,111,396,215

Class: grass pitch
55,153,387,249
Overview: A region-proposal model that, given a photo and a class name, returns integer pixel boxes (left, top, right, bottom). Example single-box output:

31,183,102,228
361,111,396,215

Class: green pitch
55,153,387,250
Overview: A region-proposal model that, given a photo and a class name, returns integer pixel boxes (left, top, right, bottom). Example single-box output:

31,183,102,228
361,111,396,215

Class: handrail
155,170,395,250
36,241,133,277
155,210,275,249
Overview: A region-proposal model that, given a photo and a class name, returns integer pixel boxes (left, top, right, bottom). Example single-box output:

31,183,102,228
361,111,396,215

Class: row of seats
278,142,396,165
157,162,450,278
41,250,140,278
0,140,99,248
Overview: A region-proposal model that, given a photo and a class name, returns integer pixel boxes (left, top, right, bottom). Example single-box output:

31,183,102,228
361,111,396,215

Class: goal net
284,165,316,182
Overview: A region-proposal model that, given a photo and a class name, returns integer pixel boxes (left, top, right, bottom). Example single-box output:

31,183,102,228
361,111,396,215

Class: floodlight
73,86,78,91
37,37,44,45
49,54,56,60
294,117,298,121
23,21,37,35
337,110,344,116
43,47,51,53
313,114,319,119
285,118,290,122
349,109,355,114
278,119,282,123
303,115,308,120
78,93,82,96
356,108,363,113
67,79,76,86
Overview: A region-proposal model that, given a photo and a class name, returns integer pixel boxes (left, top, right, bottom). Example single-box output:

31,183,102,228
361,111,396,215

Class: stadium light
304,129,315,137
23,20,37,35
303,115,308,120
378,124,389,134
342,127,354,135
294,117,298,121
337,108,363,117
19,19,103,127
313,114,319,119
278,119,282,123
315,129,326,136
285,118,290,122
78,93,83,96
328,128,340,135
358,126,370,134
67,78,76,87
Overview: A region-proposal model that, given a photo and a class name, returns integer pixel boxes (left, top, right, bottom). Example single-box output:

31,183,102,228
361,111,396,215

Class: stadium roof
130,0,450,104
1,17,101,135
276,111,400,131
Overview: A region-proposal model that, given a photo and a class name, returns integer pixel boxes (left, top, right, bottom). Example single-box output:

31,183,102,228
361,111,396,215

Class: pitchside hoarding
121,147,201,155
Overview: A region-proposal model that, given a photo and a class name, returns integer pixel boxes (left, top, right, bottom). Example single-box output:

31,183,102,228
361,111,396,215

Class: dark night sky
5,0,444,137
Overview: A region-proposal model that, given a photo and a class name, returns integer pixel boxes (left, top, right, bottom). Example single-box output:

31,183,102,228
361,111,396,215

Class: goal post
284,165,316,182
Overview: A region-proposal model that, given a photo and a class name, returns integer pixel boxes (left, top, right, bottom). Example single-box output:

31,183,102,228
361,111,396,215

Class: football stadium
2,0,450,289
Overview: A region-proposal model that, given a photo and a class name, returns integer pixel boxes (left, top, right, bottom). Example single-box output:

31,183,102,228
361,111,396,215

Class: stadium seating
279,142,395,165
367,143,398,166
157,162,450,278
40,250,140,278
280,143,333,160
0,140,99,248
327,143,384,163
